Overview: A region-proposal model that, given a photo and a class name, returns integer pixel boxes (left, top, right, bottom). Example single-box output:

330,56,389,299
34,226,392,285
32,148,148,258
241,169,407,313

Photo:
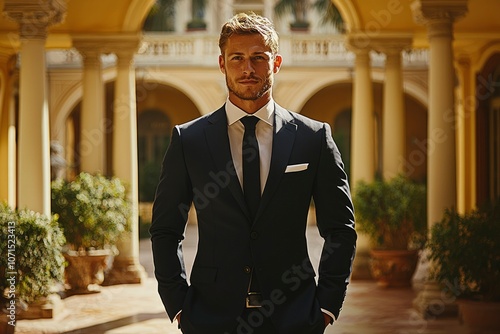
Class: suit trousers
231,308,277,334
229,308,326,334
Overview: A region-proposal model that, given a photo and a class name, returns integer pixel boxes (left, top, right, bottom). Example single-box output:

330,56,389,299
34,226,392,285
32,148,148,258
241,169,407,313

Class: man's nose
242,60,255,74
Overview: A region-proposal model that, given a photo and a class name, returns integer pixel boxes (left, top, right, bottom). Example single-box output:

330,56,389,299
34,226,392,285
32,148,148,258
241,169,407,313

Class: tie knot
240,116,259,130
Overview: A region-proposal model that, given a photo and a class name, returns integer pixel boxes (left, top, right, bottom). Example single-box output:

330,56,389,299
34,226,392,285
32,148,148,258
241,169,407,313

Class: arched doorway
476,53,500,206
138,109,170,202
135,82,201,202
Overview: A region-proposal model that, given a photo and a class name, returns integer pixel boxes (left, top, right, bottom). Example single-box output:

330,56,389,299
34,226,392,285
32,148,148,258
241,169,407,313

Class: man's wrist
320,308,335,325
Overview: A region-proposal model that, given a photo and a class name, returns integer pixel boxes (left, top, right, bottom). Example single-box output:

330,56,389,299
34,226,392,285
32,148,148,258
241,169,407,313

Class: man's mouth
239,79,259,85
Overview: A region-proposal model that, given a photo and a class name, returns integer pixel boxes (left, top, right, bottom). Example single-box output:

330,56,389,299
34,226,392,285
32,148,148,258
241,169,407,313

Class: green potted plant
353,175,427,287
427,200,500,329
274,0,310,31
51,172,130,294
274,0,344,32
186,0,207,31
0,203,66,330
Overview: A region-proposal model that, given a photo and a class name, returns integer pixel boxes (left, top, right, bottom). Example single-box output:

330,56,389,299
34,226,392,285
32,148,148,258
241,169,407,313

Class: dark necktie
240,116,261,220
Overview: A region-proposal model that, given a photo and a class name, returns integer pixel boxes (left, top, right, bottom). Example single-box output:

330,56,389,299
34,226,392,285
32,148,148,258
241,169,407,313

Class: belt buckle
246,292,263,308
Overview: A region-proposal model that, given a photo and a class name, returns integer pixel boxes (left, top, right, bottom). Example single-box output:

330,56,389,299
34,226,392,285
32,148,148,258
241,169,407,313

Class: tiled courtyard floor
13,225,490,334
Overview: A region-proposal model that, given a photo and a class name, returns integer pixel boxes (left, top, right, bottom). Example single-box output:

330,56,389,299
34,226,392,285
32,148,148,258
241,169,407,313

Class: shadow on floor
61,312,168,334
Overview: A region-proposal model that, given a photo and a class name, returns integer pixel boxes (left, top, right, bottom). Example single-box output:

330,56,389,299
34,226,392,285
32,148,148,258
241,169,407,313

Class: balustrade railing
46,33,428,69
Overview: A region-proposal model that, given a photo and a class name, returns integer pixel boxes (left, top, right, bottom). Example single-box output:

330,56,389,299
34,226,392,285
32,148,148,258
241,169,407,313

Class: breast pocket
285,163,309,173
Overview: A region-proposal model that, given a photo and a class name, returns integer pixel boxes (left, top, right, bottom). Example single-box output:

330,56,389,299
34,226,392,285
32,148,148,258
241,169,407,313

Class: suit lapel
205,106,250,218
256,104,297,221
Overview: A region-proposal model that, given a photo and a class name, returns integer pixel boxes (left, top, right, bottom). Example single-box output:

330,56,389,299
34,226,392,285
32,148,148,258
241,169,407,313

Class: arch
52,69,117,144
52,83,82,144
135,81,201,127
53,68,216,149
476,52,500,205
135,69,225,115
123,0,157,32
285,69,428,115
473,41,500,76
137,109,171,201
331,0,362,32
297,75,428,182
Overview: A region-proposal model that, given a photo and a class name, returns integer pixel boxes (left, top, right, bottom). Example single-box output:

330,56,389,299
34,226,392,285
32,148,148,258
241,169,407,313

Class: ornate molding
347,32,413,55
411,0,468,26
3,0,67,39
369,34,414,56
73,34,141,65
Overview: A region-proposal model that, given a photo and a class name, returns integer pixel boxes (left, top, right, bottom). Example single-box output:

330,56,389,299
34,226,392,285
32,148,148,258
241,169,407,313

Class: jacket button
243,266,251,274
250,231,259,240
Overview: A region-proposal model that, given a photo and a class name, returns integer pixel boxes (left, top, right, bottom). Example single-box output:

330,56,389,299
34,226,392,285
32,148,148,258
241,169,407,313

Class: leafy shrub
0,203,65,304
428,200,500,301
51,172,131,251
353,175,427,250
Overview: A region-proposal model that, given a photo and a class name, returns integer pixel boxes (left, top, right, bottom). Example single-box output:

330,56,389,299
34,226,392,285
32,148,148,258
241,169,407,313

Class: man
151,12,356,334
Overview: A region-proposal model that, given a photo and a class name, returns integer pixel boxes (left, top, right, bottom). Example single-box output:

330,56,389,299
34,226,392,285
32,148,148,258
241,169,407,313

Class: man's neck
228,94,272,114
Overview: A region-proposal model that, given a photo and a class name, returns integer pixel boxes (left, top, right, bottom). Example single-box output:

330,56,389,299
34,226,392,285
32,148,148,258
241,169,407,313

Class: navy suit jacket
150,103,357,334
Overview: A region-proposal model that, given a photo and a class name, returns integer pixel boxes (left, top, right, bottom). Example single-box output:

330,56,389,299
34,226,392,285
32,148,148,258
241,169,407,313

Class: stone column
105,44,146,284
3,0,66,317
456,56,475,213
73,40,106,174
411,0,468,317
348,45,376,183
0,55,17,206
346,37,376,280
4,0,66,216
373,37,412,179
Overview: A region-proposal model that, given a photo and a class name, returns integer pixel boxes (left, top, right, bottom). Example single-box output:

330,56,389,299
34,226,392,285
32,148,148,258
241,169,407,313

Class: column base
413,281,458,319
412,249,430,291
104,258,147,285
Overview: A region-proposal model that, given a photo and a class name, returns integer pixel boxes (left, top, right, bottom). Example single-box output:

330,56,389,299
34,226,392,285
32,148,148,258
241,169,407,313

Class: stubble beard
226,76,272,101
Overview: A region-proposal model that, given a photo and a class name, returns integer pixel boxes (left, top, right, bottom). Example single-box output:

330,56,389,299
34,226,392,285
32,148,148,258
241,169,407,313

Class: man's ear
219,55,225,74
273,54,283,74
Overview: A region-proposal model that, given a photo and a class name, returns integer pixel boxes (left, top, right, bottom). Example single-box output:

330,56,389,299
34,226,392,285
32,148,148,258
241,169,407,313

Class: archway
476,53,500,206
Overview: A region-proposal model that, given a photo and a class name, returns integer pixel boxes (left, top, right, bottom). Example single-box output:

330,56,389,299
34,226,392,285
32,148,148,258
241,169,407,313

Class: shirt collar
226,98,274,127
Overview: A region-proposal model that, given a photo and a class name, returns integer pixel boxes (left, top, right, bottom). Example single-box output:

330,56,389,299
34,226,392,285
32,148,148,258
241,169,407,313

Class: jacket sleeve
312,122,357,320
150,126,193,321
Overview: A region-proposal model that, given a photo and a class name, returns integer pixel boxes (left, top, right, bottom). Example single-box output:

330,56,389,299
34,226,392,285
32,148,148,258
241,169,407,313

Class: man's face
219,33,282,104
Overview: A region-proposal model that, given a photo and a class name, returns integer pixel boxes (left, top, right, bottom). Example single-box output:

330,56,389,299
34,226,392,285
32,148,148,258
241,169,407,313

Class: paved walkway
14,226,476,334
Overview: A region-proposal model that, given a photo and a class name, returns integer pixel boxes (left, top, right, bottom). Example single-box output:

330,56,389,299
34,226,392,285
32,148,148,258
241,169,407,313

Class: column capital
3,0,67,39
369,34,413,56
113,39,141,65
347,32,413,55
346,32,373,53
73,34,141,65
73,46,101,68
411,0,468,29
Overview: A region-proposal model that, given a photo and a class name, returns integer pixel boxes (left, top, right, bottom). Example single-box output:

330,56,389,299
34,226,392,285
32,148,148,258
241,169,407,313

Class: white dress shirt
226,98,274,194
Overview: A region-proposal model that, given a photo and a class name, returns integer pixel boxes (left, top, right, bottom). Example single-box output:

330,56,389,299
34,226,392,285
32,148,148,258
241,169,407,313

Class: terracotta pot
369,249,419,288
458,299,500,330
0,315,15,334
63,250,111,294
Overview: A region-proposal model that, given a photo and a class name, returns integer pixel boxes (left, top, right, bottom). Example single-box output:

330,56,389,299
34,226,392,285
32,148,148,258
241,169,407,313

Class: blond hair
219,12,279,55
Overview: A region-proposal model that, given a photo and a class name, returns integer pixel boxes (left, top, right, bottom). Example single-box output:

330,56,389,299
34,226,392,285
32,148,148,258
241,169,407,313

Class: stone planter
16,294,64,320
0,311,15,334
458,299,500,330
63,249,111,294
370,249,419,288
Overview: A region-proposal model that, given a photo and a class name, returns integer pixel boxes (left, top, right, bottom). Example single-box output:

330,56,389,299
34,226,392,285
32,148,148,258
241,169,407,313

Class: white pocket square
285,163,309,173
